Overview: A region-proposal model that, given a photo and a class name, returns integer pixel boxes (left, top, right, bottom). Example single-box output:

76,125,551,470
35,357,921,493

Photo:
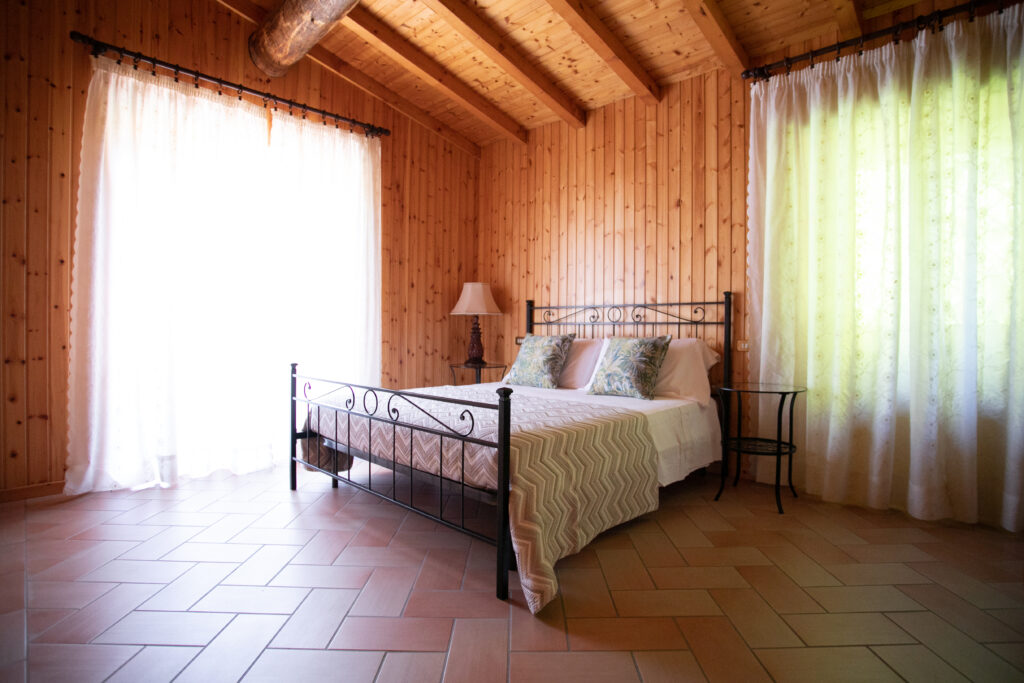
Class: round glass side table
713,383,807,514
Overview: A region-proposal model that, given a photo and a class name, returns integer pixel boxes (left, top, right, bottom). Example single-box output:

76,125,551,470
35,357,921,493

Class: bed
290,294,732,614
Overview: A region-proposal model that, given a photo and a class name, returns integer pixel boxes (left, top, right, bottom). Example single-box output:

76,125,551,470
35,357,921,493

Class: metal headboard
525,292,733,384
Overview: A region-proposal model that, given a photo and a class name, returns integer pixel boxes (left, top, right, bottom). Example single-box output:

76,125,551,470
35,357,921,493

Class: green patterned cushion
587,336,672,399
506,334,576,388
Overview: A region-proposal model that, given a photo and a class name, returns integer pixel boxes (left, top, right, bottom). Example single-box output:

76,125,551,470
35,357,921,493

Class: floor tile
376,652,446,683
596,548,655,590
333,545,427,567
710,588,803,648
897,583,1024,642
509,590,567,652
839,543,936,563
139,562,238,611
556,567,616,617
27,643,140,683
987,643,1024,672
648,566,749,589
676,616,772,682
680,546,772,566
736,566,824,614
161,542,262,563
509,652,640,682
289,530,353,565
444,618,508,682
79,559,195,584
907,562,1024,610
783,612,916,646
757,646,902,682
566,617,687,651
26,609,76,639
349,566,418,617
188,514,260,544
32,583,161,644
888,610,1024,681
870,644,971,682
176,614,286,682
760,545,841,587
270,588,358,649
628,531,687,567
414,547,469,590
118,526,203,561
633,650,705,683
106,645,201,683
227,527,316,546
683,504,736,532
610,589,721,617
70,525,167,542
403,590,510,618
242,649,382,682
191,585,309,614
30,541,138,581
222,545,300,586
329,616,453,651
824,562,932,586
269,564,372,589
92,610,233,646
27,581,117,609
0,610,25,665
805,585,924,613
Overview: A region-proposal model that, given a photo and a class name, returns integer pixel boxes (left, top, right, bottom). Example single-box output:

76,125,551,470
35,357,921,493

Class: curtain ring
835,43,841,62
809,52,814,69
969,0,976,22
858,36,865,55
288,103,293,116
237,87,243,101
131,56,139,70
784,57,792,74
302,105,307,120
262,97,268,109
173,68,179,83
193,73,199,89
116,50,123,66
150,60,156,76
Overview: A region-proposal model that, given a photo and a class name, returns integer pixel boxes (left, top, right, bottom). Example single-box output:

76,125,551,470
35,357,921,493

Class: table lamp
451,282,501,366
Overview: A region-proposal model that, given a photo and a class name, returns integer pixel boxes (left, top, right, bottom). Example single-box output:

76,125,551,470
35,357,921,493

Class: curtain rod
69,31,391,138
742,0,1017,80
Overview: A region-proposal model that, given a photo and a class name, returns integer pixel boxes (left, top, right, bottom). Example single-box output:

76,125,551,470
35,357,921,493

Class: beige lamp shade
450,282,501,316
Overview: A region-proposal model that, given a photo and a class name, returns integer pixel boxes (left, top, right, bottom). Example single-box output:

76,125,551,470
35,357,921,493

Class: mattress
298,381,720,612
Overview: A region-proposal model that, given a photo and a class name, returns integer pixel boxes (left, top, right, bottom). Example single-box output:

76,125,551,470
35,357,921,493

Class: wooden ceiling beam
215,0,481,157
833,0,864,40
342,6,528,145
545,0,661,106
420,0,586,129
682,0,748,78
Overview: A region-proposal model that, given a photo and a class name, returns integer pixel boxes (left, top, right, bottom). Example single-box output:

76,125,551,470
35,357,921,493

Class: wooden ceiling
217,0,953,153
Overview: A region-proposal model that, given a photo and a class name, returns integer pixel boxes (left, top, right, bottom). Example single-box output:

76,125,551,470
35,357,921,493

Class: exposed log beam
682,0,748,78
249,0,359,77
833,0,864,40
420,0,586,129
545,0,661,106
343,6,528,145
216,0,480,157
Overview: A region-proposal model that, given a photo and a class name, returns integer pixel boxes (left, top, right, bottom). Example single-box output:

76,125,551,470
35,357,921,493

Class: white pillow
557,338,605,389
653,338,720,404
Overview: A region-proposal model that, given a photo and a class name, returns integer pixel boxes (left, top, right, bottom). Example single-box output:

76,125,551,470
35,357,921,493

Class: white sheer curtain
67,59,381,494
747,7,1023,531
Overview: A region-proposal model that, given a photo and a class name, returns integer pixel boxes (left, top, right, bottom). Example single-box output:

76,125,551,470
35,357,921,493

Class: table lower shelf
723,437,797,457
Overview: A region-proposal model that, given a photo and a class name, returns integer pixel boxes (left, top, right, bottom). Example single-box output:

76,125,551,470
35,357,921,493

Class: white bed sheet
475,382,721,486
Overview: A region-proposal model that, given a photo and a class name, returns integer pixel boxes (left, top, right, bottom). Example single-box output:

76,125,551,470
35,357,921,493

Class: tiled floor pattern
2,465,1023,682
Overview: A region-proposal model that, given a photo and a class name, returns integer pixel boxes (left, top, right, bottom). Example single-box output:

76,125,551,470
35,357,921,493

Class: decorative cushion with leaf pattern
506,334,576,388
587,335,672,399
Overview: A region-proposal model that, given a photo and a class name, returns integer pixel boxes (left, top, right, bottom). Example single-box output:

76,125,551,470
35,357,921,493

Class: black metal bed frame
289,292,733,603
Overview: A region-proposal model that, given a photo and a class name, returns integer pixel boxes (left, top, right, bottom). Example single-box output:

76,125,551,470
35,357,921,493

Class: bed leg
332,478,338,489
290,363,298,492
496,387,513,601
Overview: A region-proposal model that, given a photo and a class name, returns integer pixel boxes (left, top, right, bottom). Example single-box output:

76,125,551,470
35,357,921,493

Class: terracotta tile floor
2,466,1023,682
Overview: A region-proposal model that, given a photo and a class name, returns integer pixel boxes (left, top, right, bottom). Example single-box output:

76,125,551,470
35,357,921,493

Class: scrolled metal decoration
541,306,603,325
362,387,380,416
385,392,476,437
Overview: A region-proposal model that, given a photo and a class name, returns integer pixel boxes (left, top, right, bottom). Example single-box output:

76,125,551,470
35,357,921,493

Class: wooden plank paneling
477,74,749,384
0,0,478,495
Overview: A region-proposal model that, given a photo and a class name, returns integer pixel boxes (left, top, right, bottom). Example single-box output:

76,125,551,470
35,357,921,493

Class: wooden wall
0,0,478,498
477,71,749,383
